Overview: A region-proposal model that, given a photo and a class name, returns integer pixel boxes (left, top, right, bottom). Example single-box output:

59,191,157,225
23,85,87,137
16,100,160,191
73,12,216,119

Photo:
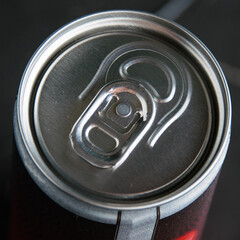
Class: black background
1,0,240,239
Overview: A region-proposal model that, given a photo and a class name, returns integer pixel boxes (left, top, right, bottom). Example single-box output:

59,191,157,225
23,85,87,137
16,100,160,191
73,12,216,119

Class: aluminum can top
17,11,231,212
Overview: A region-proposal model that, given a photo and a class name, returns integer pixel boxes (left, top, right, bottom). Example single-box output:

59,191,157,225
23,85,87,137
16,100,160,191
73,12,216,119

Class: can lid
17,11,231,209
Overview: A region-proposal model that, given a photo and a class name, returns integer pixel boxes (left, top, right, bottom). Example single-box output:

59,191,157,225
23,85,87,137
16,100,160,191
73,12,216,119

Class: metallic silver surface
69,80,155,168
116,208,157,240
16,10,231,223
33,32,209,201
14,102,230,226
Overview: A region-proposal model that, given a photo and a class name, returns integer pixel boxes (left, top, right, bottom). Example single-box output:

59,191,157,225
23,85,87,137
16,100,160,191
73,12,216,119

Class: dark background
1,0,240,239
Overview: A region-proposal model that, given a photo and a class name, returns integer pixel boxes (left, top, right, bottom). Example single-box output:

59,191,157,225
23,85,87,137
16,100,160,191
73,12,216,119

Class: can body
12,11,231,240
10,144,219,240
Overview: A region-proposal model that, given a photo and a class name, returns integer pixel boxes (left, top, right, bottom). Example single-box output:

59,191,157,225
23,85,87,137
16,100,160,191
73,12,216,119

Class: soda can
12,11,231,240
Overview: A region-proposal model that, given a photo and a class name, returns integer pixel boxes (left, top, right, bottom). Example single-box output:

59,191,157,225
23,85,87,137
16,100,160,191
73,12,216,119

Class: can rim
16,10,231,213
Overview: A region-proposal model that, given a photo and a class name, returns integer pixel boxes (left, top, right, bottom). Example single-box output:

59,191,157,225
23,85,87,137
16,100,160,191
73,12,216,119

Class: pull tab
69,80,155,168
70,41,192,169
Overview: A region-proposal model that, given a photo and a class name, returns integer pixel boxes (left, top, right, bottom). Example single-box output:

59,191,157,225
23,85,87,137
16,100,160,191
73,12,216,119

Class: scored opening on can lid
17,11,231,211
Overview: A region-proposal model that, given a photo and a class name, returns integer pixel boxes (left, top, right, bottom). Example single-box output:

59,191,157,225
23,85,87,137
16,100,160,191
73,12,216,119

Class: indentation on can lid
87,125,119,153
69,41,192,168
69,81,154,168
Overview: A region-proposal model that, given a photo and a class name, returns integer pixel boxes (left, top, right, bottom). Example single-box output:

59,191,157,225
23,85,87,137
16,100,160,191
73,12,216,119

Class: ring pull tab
70,41,191,168
69,81,155,168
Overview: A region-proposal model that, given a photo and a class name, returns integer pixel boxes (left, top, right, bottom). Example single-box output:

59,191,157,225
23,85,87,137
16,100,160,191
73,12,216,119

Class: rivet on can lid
116,103,132,117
